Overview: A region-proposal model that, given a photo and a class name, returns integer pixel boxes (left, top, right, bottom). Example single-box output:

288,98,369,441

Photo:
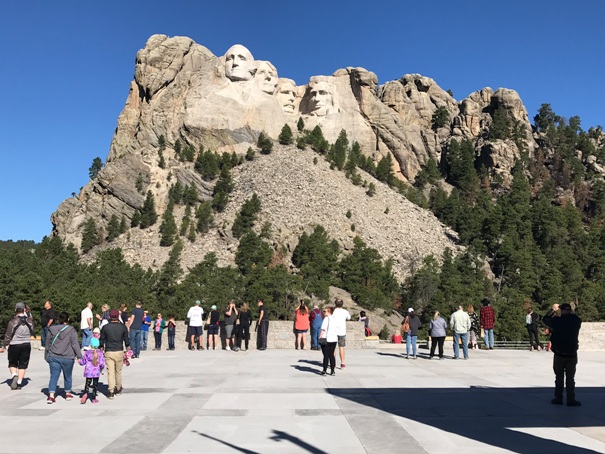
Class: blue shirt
141,315,151,332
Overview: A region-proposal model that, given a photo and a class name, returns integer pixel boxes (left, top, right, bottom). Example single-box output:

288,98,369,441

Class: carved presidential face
309,81,334,116
276,79,297,113
224,44,255,82
255,61,278,95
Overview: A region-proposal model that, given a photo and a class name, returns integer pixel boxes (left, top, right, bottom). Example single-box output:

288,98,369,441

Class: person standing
80,302,94,350
46,312,82,403
543,303,582,406
450,305,471,360
309,305,324,350
119,304,129,324
0,302,34,390
236,303,252,351
100,309,130,399
319,307,338,376
468,305,480,350
141,310,152,351
127,302,144,358
78,337,105,404
40,300,57,351
95,304,111,330
152,313,166,350
256,300,269,350
403,308,422,359
167,315,176,350
429,311,447,359
186,300,205,351
332,298,351,368
294,301,310,350
224,301,238,351
526,307,543,351
480,298,496,350
207,305,221,350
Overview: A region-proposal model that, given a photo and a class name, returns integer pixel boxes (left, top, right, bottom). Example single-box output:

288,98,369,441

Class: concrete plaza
1,346,604,453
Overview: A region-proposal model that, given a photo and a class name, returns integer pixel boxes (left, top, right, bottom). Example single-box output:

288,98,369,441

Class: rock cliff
51,34,537,277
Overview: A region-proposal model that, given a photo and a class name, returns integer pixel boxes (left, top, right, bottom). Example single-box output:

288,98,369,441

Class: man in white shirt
187,300,205,350
80,302,94,349
332,298,351,368
450,305,471,360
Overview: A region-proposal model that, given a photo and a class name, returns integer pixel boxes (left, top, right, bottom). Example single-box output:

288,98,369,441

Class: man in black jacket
542,303,582,406
100,310,130,399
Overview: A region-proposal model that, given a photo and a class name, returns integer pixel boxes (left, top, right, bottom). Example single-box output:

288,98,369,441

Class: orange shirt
294,310,310,330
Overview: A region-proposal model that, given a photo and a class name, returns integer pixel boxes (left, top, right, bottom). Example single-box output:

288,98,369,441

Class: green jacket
152,318,167,334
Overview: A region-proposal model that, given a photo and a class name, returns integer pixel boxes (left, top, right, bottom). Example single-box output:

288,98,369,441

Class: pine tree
245,147,255,161
195,201,214,233
278,124,293,145
168,182,184,205
158,134,166,150
376,155,394,184
308,126,329,153
257,132,273,155
131,210,141,227
180,205,192,236
431,106,450,130
182,185,198,206
89,157,103,180
187,223,197,242
195,150,219,181
119,216,128,234
159,203,178,247
329,129,348,170
235,231,272,275
135,174,144,194
174,139,182,159
232,193,262,238
139,191,158,228
297,117,305,132
212,167,234,212
81,218,99,253
106,215,121,242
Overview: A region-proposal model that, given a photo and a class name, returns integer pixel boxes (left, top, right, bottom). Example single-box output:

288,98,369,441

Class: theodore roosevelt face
276,79,297,113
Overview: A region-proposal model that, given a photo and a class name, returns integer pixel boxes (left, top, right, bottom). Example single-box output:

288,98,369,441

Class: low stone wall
579,322,605,351
171,320,378,350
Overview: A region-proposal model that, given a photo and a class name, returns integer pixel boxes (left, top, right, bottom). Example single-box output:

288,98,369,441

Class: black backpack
10,317,34,341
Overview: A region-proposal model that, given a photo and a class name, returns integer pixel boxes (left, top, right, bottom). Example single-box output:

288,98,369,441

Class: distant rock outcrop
51,34,539,276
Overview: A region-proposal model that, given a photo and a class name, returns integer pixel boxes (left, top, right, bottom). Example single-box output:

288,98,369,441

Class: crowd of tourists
0,296,583,407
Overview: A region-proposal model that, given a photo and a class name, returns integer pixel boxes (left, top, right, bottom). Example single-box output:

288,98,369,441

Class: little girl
78,337,105,404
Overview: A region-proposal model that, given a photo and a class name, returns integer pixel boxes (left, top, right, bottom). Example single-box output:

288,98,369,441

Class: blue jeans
48,356,74,394
81,328,92,348
406,334,417,357
141,331,149,350
453,332,469,359
311,325,321,348
483,329,494,348
130,329,142,357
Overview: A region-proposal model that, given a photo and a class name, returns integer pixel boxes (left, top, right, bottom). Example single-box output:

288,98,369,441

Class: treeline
0,223,398,333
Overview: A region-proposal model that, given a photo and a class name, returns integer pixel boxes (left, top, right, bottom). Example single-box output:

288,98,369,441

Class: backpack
401,316,410,334
10,316,34,341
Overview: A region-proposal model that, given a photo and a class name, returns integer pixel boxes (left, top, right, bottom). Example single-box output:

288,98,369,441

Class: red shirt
294,310,310,330
480,305,496,329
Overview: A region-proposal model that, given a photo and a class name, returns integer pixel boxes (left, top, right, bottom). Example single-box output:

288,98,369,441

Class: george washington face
224,44,255,81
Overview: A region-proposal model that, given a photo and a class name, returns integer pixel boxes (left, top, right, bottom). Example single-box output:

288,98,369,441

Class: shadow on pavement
329,386,605,453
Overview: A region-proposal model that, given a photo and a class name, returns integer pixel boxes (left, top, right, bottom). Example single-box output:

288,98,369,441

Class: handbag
401,316,410,334
318,317,330,345
45,326,69,362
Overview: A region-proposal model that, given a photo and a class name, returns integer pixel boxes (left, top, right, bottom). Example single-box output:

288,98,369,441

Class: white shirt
187,306,205,327
320,315,338,343
332,308,351,336
80,307,93,330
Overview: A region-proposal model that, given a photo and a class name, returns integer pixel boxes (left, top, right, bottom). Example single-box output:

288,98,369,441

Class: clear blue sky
1,1,603,242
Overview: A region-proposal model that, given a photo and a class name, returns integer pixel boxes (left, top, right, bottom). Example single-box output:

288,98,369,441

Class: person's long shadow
375,352,404,358
329,385,605,454
2,377,31,389
291,365,322,375
194,431,260,454
297,359,322,366
270,430,328,454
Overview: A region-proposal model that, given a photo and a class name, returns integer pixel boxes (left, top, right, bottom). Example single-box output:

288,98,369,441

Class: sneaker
329,371,335,376
80,395,87,404
551,398,563,405
320,371,327,376
226,346,231,351
15,385,22,390
115,387,123,396
567,400,582,407
108,392,114,400
47,396,56,404
10,376,18,390
38,346,45,351
65,393,74,401
91,399,99,404
341,364,346,369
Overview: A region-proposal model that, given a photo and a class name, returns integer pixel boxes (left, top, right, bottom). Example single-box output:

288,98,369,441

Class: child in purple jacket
78,337,105,404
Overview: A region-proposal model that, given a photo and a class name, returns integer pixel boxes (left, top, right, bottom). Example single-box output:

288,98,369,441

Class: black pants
84,377,99,399
237,324,250,350
553,354,577,401
321,342,337,372
168,332,175,350
154,331,162,349
527,326,542,349
257,320,269,349
430,336,445,358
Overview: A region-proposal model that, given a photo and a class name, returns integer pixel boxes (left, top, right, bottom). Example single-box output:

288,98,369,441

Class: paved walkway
1,347,604,453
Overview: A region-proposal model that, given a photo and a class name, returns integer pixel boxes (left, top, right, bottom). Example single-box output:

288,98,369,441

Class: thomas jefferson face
255,61,278,95
309,81,334,116
276,79,297,113
224,44,255,82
